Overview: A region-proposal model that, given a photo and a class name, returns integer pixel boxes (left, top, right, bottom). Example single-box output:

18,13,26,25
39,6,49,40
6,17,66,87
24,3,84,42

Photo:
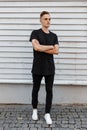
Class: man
29,11,59,125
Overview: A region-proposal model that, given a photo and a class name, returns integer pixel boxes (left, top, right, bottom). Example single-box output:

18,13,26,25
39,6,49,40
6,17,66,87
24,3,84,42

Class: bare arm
32,39,54,52
45,44,59,55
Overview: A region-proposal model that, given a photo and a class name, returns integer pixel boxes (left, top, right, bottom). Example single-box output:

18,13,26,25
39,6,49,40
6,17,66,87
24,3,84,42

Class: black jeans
32,74,54,113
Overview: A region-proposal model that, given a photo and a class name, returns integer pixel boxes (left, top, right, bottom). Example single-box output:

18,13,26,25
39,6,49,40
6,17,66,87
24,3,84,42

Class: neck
42,27,49,33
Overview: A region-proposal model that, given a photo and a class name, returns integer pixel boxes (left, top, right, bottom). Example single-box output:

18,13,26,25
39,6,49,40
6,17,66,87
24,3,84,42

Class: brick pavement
0,104,87,130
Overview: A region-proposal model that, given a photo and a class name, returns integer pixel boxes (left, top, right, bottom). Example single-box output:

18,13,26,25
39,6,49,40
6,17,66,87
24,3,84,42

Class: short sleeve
29,30,38,42
54,35,59,45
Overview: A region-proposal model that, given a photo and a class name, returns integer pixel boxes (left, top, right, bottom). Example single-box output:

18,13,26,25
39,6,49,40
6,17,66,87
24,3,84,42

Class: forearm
38,44,53,52
45,46,59,55
45,49,54,54
32,39,53,52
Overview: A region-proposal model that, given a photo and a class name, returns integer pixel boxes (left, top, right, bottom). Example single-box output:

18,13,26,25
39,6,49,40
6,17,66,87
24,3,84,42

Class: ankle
33,109,37,112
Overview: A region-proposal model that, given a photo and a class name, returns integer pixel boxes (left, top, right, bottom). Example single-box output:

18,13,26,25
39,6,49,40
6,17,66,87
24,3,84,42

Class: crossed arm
32,39,59,55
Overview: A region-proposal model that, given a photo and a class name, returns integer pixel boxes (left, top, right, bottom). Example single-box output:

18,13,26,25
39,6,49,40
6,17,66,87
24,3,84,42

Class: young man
29,11,59,125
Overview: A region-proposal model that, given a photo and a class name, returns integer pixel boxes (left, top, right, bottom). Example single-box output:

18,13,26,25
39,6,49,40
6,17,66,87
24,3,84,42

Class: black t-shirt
29,29,59,75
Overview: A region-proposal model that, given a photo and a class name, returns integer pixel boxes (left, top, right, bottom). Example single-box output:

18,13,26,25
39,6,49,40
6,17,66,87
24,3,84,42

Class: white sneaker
44,113,52,125
32,109,38,121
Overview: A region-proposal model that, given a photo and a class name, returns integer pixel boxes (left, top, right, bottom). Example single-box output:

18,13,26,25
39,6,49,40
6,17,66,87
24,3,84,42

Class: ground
0,104,87,130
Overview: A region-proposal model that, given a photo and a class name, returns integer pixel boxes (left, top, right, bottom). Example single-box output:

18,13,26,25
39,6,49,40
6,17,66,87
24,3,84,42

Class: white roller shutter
0,1,87,85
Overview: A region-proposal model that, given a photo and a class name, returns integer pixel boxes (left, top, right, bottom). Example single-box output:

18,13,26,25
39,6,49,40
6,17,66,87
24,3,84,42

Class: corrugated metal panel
0,1,87,85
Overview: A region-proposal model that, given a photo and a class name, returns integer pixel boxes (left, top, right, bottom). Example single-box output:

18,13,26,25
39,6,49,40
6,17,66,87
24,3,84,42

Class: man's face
40,14,51,28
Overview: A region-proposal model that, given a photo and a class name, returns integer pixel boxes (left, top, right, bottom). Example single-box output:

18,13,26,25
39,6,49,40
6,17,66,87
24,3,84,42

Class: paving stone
81,124,87,128
34,123,42,128
23,128,29,130
29,128,37,130
62,120,68,124
29,124,34,127
38,128,44,130
0,128,3,130
44,128,52,130
10,128,18,130
80,129,87,130
52,128,60,130
69,124,75,128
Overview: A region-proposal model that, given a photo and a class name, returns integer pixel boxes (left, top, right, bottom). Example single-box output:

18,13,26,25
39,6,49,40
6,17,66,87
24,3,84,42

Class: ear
40,18,41,23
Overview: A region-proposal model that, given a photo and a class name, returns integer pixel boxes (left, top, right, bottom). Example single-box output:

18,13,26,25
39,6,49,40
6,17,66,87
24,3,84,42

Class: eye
44,18,51,21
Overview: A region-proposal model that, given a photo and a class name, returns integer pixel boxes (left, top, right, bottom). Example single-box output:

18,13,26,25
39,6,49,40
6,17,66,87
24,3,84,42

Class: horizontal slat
0,30,30,35
0,30,87,36
55,74,87,79
54,31,87,36
0,7,86,13
76,65,87,69
0,63,84,70
55,64,75,70
0,63,32,69
60,42,87,48
0,36,87,42
0,25,87,31
0,46,32,52
56,53,87,59
55,59,87,64
0,68,30,74
54,80,87,86
0,52,33,57
0,41,87,48
53,25,87,31
0,74,86,81
60,47,87,53
59,37,87,42
55,75,76,80
0,23,87,31
0,79,32,84
0,2,87,7
55,64,87,70
0,59,86,66
0,58,32,63
56,70,76,75
0,78,86,86
0,13,87,19
0,79,86,86
51,19,87,25
55,59,75,64
56,69,87,75
55,53,76,59
0,41,32,47
0,24,41,30
0,74,30,79
0,19,87,24
55,75,87,80
1,52,87,59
